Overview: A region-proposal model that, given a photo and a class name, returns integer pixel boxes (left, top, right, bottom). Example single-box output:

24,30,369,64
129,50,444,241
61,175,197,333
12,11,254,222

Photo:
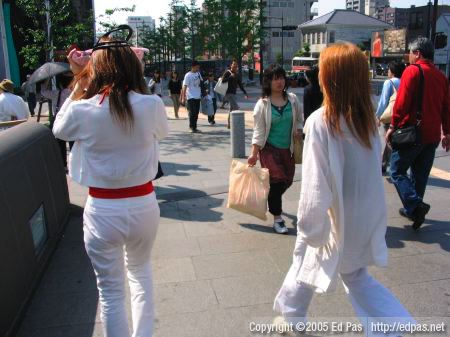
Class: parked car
375,63,388,76
287,72,308,88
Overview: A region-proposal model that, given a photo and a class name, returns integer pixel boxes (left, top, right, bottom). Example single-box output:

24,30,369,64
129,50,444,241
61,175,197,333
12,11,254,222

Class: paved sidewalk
16,95,450,337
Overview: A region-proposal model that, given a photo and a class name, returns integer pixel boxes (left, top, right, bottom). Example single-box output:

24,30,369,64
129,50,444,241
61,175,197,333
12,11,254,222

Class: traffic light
282,25,297,31
435,33,447,49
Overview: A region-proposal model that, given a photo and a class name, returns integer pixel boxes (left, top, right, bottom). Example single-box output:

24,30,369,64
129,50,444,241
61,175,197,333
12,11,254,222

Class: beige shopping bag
294,136,303,164
227,160,270,220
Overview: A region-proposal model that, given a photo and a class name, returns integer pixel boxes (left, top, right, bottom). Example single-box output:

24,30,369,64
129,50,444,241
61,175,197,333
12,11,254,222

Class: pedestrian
53,32,169,337
0,79,29,122
273,43,415,335
168,71,182,118
181,61,203,133
205,72,218,125
41,73,74,170
148,70,163,97
22,74,37,117
247,64,303,234
386,37,450,230
302,65,323,122
375,61,405,174
221,59,249,128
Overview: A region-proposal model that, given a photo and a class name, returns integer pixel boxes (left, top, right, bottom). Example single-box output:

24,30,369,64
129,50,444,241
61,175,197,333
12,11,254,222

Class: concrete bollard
230,110,246,158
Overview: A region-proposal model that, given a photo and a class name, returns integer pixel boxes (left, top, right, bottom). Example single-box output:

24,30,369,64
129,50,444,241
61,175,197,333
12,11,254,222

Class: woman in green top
248,65,304,234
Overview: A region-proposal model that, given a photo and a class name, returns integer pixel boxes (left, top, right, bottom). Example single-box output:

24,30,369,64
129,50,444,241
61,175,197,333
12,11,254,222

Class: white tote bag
214,75,229,96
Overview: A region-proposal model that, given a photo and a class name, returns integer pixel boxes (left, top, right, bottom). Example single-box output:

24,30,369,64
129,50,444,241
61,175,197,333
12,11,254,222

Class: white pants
274,245,415,336
84,193,160,337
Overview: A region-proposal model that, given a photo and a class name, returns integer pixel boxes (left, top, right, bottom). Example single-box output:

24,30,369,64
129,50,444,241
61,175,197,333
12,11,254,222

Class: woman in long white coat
273,43,415,336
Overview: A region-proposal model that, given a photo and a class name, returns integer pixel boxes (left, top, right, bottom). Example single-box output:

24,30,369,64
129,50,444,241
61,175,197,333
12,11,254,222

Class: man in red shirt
386,37,450,230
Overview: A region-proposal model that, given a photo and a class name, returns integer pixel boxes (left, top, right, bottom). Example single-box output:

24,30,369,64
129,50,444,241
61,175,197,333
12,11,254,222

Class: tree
303,42,311,57
16,0,94,69
275,52,283,65
96,6,136,36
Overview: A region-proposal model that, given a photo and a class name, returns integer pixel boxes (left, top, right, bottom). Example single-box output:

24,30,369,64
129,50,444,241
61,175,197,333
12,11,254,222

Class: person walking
386,37,450,230
41,73,73,169
302,66,323,122
221,60,249,128
247,64,303,234
53,32,169,337
0,79,29,122
181,61,203,133
205,72,218,125
273,43,415,336
375,61,405,174
168,71,182,118
22,74,37,117
148,70,163,97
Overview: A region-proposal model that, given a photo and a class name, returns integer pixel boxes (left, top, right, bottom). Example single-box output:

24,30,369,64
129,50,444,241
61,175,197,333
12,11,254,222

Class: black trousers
268,182,289,216
382,124,392,172
187,98,201,130
208,98,217,123
57,139,74,168
27,93,36,116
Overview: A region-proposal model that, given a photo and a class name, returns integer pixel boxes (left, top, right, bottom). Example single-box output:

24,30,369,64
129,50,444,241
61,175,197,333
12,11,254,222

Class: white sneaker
273,220,288,234
272,316,302,336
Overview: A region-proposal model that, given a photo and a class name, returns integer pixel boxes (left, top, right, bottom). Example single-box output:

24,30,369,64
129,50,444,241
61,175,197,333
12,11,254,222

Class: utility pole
431,0,438,40
259,0,264,85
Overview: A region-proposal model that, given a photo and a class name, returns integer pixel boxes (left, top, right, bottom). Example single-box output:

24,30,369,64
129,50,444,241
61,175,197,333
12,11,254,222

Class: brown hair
74,37,147,130
319,43,376,149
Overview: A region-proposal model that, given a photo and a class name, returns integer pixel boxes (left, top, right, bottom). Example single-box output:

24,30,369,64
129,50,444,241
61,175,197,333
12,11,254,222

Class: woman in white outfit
273,43,414,336
53,31,168,337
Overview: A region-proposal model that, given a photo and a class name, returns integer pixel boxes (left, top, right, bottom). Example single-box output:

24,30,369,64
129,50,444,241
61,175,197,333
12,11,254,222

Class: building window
303,34,307,44
272,1,279,7
319,32,323,44
288,2,294,7
288,31,294,37
280,2,287,7
272,31,279,37
329,31,335,43
416,12,423,28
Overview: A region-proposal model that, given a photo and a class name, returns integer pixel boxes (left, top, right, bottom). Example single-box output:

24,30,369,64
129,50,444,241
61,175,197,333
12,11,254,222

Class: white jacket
53,91,169,188
251,92,303,153
295,107,388,293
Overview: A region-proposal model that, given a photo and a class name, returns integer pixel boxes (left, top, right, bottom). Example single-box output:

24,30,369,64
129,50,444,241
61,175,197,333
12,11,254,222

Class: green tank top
267,101,293,149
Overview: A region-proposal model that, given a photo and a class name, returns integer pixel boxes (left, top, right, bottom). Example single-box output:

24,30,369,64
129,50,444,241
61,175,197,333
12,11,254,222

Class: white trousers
84,193,160,337
274,242,415,337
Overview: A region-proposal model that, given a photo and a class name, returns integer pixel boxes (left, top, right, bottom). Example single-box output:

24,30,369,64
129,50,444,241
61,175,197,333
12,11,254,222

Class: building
299,9,391,58
375,7,409,28
407,3,450,44
434,13,450,77
127,16,155,47
262,0,318,67
347,0,389,17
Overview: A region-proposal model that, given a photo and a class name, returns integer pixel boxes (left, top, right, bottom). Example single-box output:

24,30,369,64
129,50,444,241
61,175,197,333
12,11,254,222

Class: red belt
89,181,154,199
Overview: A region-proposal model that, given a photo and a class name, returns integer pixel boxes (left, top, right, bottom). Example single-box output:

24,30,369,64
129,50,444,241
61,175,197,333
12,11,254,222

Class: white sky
94,0,450,26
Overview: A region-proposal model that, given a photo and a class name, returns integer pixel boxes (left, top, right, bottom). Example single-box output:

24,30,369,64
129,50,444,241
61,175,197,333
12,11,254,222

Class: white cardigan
295,107,388,293
251,92,303,153
53,91,169,188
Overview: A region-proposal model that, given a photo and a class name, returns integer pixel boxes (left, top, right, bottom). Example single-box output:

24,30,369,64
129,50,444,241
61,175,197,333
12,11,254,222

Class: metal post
230,111,246,158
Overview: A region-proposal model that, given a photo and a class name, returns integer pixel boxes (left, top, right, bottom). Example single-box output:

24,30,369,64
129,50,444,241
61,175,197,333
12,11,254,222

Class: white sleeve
297,119,333,248
17,98,30,120
251,99,267,147
153,96,169,141
52,99,80,141
182,74,189,87
293,94,304,130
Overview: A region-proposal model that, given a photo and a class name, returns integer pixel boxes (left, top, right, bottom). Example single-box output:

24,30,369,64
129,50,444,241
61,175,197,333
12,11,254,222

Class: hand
442,134,450,152
385,127,394,147
244,95,249,99
67,49,86,76
247,154,258,167
294,129,303,140
180,95,185,105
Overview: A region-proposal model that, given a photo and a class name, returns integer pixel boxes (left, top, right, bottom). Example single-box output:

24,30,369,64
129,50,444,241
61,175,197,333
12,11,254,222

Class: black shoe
193,128,201,133
399,208,414,221
412,202,430,230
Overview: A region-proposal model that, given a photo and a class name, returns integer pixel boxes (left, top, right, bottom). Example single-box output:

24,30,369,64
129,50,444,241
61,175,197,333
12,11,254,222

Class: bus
291,56,318,73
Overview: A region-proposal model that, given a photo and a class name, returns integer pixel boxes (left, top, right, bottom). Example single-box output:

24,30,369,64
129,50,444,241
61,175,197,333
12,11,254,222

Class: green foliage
275,52,283,64
16,0,94,69
96,6,136,34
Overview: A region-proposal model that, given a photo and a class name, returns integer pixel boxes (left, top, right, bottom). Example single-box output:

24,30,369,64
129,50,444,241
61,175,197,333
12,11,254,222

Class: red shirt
392,59,450,144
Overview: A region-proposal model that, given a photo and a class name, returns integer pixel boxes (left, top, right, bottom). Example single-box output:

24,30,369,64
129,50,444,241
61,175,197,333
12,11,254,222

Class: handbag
214,72,229,96
379,80,397,124
293,136,303,164
391,64,424,150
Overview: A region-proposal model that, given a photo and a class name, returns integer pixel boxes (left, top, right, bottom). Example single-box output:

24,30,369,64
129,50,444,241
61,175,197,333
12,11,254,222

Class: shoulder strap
411,64,424,123
389,80,397,94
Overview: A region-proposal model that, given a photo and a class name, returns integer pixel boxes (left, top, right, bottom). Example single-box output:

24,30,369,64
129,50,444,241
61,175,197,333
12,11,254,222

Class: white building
434,13,450,78
347,0,389,17
263,0,318,68
299,10,391,58
127,16,155,46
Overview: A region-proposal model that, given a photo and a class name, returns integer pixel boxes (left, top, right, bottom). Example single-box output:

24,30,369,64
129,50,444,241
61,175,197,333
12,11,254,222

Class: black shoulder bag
391,64,424,151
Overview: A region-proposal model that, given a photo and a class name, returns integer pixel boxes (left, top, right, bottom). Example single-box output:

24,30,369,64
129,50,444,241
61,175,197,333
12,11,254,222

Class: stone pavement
16,91,450,337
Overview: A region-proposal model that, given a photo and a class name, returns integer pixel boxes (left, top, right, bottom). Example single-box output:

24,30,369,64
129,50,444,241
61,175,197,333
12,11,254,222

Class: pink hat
68,47,149,67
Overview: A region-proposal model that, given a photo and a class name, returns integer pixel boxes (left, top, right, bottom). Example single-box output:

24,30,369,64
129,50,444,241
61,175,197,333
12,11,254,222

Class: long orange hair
319,43,377,149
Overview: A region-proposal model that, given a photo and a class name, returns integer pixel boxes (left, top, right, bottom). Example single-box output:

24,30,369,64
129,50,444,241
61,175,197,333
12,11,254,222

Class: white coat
291,107,388,293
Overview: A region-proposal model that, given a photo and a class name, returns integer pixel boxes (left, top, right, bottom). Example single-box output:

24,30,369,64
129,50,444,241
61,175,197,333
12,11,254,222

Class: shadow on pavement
427,177,450,189
160,161,211,177
239,223,297,236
